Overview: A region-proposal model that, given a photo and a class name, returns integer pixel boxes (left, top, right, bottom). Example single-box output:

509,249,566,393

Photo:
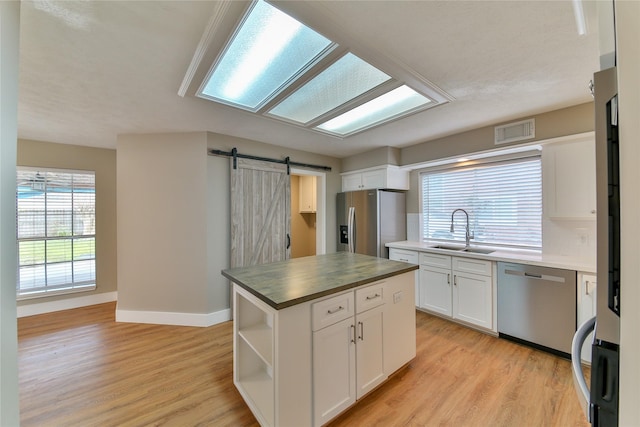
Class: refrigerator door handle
348,207,355,253
571,315,596,422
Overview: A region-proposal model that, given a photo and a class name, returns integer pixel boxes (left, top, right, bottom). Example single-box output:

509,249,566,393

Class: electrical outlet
577,234,589,246
393,291,402,304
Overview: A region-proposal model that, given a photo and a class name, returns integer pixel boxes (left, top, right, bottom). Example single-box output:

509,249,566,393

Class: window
421,157,542,249
16,168,96,299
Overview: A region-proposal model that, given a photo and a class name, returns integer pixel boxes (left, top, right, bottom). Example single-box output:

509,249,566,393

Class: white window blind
421,157,542,249
16,168,96,298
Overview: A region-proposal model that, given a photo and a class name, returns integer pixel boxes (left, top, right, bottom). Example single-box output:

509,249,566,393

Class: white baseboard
115,305,231,327
17,291,118,318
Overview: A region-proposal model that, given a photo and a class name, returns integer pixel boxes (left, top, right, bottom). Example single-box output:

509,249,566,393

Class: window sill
17,284,97,301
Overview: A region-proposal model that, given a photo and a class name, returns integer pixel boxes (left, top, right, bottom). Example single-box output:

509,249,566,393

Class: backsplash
406,213,421,241
542,219,597,260
406,213,596,261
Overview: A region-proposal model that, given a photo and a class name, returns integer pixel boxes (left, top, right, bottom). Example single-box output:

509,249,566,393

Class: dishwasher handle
503,268,566,283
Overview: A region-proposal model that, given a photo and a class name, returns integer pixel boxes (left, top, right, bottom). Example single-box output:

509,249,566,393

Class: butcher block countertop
222,252,418,310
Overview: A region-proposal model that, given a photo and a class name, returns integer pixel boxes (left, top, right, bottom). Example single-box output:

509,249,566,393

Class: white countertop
386,240,596,273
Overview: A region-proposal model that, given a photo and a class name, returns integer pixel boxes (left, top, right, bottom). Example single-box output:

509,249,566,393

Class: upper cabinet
299,175,316,213
543,137,596,220
341,166,409,192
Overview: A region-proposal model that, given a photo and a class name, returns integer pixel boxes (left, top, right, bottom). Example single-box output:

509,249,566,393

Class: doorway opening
290,168,326,258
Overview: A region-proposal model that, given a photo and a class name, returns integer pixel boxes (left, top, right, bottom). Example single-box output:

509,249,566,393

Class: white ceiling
17,1,600,158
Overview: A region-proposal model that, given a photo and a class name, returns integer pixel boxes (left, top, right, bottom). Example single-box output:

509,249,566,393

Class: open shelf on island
234,287,276,426
239,324,273,367
237,368,275,426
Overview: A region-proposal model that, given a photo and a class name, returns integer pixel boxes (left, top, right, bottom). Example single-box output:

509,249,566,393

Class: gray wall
17,139,118,306
341,102,594,215
400,102,593,167
341,146,401,172
116,131,341,319
117,132,210,315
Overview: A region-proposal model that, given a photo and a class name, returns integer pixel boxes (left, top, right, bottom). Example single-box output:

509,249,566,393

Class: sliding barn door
230,158,291,268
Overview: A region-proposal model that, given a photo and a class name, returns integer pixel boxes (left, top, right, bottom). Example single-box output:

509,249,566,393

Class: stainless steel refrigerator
572,66,620,426
337,189,406,258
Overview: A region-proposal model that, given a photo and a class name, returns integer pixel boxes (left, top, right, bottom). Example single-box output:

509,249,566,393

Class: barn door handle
286,233,291,249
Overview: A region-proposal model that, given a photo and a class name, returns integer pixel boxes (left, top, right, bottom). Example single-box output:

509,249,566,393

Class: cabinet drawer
453,257,492,276
420,252,452,269
356,283,385,313
389,248,419,264
312,291,355,331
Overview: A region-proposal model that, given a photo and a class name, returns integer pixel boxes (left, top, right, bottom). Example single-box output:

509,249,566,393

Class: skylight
194,0,444,137
267,53,392,125
199,0,333,110
316,85,432,136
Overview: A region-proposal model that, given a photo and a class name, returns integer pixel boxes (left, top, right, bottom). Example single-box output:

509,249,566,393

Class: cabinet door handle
327,306,344,315
358,321,363,341
585,281,590,295
365,293,381,300
454,275,457,286
350,324,355,344
447,273,451,285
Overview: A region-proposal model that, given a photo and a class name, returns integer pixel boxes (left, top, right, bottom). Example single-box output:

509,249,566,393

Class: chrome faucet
450,208,474,248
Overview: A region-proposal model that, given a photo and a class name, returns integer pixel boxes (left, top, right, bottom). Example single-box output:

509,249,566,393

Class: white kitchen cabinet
420,265,453,316
312,282,387,426
543,137,596,220
233,270,415,427
577,272,597,363
355,304,386,398
299,175,316,213
419,253,453,316
419,253,494,331
388,248,420,307
341,165,409,191
382,270,416,375
312,316,356,426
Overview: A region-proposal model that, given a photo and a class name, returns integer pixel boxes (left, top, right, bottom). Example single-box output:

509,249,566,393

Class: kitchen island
222,252,418,427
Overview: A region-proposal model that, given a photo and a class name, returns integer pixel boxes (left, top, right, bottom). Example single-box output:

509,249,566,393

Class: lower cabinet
420,263,452,316
577,272,597,363
313,285,387,426
452,266,493,329
354,305,386,398
312,316,356,426
388,248,420,307
233,272,416,427
419,253,494,331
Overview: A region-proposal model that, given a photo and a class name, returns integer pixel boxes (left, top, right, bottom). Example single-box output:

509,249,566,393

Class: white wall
0,2,20,424
617,0,640,424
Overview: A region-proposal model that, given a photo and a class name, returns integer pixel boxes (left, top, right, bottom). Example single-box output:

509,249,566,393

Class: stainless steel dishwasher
497,262,577,358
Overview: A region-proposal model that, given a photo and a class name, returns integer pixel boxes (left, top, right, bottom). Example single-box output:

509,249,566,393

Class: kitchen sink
461,247,495,254
430,244,495,254
431,244,466,251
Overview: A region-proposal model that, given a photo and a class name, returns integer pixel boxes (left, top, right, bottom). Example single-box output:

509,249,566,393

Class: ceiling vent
494,118,535,145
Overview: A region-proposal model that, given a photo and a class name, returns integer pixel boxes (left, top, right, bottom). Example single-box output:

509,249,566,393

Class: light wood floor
18,302,589,426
